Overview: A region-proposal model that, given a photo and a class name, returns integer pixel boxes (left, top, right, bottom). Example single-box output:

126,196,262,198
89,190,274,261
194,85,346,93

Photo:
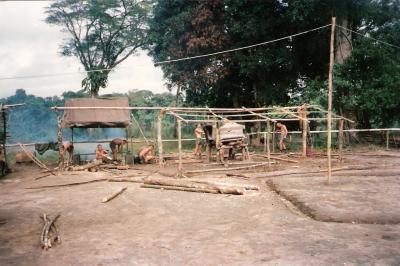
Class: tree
46,0,150,96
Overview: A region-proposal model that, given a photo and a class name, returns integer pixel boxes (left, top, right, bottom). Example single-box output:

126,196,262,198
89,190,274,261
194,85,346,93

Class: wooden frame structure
52,104,353,180
156,105,353,177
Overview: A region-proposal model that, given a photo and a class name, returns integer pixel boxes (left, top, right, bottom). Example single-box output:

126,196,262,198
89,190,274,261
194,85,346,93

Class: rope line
154,24,332,65
336,25,400,50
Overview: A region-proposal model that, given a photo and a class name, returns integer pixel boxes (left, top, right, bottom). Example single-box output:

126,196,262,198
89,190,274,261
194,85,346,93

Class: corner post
327,17,336,184
266,120,271,168
157,109,165,167
177,119,183,177
338,118,344,162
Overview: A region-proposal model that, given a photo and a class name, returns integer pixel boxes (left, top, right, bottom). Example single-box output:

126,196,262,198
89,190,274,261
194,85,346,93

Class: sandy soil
0,150,399,265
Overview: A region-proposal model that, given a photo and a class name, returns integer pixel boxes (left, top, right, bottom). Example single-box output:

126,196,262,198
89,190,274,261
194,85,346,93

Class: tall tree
46,0,150,96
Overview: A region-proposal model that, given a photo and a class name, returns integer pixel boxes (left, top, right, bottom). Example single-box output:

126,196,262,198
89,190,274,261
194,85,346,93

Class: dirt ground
0,149,400,265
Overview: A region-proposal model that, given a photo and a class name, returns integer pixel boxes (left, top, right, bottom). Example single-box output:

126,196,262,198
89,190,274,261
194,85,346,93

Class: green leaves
46,0,150,96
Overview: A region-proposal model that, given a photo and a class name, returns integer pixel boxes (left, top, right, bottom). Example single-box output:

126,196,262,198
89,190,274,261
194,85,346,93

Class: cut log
192,180,259,191
185,162,273,175
143,178,245,195
116,165,130,170
102,187,127,203
141,184,219,194
108,177,146,183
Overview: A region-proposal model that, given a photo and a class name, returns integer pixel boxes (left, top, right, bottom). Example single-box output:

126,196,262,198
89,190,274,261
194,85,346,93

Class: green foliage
0,89,176,143
46,0,151,96
149,0,400,127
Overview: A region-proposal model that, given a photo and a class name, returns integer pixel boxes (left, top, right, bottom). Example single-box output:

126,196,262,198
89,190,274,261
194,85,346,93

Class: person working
62,141,74,164
276,122,288,151
194,123,204,157
95,144,111,162
109,138,127,161
137,145,154,164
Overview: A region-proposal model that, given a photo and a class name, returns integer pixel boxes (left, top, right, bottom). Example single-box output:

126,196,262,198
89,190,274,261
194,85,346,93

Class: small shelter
54,97,131,168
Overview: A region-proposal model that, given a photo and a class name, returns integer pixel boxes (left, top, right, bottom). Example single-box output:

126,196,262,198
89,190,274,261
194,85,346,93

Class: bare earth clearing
0,149,399,265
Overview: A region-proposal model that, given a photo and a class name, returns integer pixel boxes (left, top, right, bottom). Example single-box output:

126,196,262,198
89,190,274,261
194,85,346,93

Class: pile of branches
40,213,61,250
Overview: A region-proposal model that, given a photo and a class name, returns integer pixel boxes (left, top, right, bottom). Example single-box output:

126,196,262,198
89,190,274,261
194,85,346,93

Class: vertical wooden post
177,119,183,177
386,130,390,150
263,131,267,153
2,109,8,171
267,120,271,168
124,126,129,163
57,112,64,171
327,17,336,184
338,118,344,162
272,122,276,153
302,119,307,157
157,109,165,167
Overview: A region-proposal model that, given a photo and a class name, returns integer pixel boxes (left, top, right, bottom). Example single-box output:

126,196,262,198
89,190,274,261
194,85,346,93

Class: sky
0,1,167,98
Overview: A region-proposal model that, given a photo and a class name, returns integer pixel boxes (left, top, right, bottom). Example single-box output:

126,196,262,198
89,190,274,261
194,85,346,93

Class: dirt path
0,153,399,265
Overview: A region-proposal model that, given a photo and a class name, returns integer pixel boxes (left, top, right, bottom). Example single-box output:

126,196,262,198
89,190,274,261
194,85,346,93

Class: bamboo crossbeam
167,111,188,123
241,107,277,122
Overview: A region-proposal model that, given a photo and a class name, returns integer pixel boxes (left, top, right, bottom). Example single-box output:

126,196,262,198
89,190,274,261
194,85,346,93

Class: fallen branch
185,162,273,175
18,143,57,175
41,213,60,250
67,160,102,171
226,173,250,179
141,184,219,194
34,173,51,180
26,178,107,189
102,187,127,203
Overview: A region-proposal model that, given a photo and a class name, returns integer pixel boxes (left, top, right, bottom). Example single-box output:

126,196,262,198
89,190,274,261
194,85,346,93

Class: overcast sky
0,1,166,98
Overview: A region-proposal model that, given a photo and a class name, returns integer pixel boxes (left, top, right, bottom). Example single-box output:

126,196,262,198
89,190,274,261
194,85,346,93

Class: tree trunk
335,17,352,64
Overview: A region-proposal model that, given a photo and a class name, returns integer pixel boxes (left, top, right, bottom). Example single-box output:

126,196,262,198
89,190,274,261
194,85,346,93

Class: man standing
109,138,127,161
194,124,204,157
276,122,288,151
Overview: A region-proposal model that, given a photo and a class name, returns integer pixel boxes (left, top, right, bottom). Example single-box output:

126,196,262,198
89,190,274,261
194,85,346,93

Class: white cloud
0,1,166,98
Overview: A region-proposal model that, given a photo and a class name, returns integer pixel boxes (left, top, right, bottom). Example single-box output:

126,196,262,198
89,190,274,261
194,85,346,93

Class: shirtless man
194,124,204,157
95,144,110,162
276,122,288,151
137,145,154,164
109,138,127,161
62,141,74,164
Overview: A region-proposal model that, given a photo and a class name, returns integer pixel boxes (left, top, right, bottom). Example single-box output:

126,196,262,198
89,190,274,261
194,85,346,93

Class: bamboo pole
177,119,183,177
263,131,267,152
386,130,390,150
266,121,271,167
338,118,344,162
157,109,165,167
302,118,307,157
327,17,336,184
272,122,276,153
56,112,63,171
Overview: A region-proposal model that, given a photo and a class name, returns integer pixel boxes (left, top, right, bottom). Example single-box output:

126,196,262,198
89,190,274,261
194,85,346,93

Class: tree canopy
149,0,400,127
46,0,150,96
